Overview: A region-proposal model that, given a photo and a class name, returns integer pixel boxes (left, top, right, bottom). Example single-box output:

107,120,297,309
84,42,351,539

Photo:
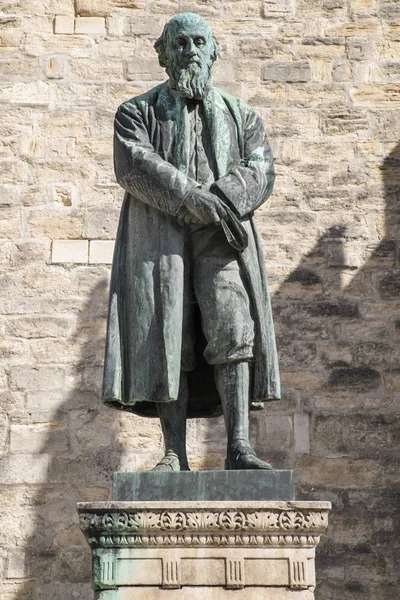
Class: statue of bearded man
102,12,281,471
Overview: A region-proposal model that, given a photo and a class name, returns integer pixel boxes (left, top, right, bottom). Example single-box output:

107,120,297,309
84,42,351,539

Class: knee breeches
181,223,254,369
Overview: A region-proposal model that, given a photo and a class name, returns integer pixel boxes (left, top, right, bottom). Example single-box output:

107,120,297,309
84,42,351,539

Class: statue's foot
226,445,273,470
152,451,190,472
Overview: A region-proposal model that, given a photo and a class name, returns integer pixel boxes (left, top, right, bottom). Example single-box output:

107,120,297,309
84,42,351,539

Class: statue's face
164,19,215,99
167,23,214,71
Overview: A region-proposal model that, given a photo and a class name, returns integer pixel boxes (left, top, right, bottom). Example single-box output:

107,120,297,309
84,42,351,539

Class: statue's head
154,13,218,100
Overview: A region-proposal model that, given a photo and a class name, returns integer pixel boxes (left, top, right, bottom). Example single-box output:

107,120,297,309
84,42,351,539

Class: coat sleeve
210,108,275,218
114,101,199,217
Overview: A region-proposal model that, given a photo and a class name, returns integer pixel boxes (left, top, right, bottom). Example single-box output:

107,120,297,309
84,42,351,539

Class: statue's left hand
179,188,228,225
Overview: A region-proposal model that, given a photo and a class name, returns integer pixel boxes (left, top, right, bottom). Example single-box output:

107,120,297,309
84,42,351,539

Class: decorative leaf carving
161,511,185,530
219,511,246,530
246,511,279,530
279,511,305,530
80,509,328,545
186,512,220,530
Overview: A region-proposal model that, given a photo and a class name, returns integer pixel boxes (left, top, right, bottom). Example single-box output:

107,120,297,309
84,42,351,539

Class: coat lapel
203,87,237,178
157,83,190,174
157,83,240,179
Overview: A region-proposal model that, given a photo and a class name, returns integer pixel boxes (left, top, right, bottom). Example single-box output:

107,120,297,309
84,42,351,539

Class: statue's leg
190,224,272,469
214,361,272,470
152,372,190,472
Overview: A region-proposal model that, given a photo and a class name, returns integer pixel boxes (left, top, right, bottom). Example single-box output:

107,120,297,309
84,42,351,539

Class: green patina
102,12,280,473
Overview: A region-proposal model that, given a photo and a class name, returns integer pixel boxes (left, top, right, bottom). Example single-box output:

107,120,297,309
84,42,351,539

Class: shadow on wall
273,142,400,600
7,279,123,600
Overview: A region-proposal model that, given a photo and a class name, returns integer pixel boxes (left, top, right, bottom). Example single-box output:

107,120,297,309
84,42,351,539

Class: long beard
166,57,212,100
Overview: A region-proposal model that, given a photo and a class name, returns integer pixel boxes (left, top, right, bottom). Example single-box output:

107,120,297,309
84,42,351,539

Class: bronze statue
102,12,280,471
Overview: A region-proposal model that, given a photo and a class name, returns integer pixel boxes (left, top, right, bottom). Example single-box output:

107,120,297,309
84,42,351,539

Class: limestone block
378,0,400,19
0,22,23,51
106,15,125,36
0,455,49,484
10,366,65,391
54,15,74,34
92,108,115,137
222,0,261,19
253,414,294,452
239,38,273,59
53,82,105,106
178,1,221,19
325,20,382,37
84,207,120,239
0,107,35,138
69,408,119,452
123,15,164,37
19,135,46,159
39,108,91,139
294,414,310,454
263,61,312,83
10,240,51,267
287,83,347,108
89,240,115,264
27,209,85,239
0,208,22,238
262,0,295,17
297,38,344,59
75,138,112,159
296,456,382,487
0,81,51,105
282,371,324,390
148,1,180,16
52,184,76,206
0,158,30,185
346,38,375,61
310,58,333,82
320,109,369,137
213,60,236,83
0,413,8,453
9,422,68,454
105,82,148,106
333,59,351,82
26,391,68,411
6,315,73,338
97,38,137,58
76,0,145,16
6,552,29,579
351,0,377,14
44,56,68,79
0,57,41,81
24,33,94,58
235,60,261,83
33,161,94,186
75,17,106,35
124,56,164,81
52,239,89,264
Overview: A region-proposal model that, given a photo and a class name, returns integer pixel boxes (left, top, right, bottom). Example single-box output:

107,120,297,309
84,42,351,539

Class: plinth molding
78,501,330,597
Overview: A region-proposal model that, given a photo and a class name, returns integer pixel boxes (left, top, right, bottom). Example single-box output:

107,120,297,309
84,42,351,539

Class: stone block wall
0,0,399,599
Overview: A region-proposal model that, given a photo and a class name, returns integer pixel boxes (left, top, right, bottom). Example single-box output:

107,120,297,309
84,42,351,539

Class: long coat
102,82,280,418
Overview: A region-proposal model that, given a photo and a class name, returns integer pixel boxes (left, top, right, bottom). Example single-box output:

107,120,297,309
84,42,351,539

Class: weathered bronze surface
113,470,295,501
102,12,280,471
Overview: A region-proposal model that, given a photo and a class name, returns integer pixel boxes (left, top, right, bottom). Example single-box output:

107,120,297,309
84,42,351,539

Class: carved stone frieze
78,501,331,596
78,501,330,550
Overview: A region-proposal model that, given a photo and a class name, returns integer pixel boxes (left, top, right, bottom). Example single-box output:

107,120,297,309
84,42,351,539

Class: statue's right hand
182,188,227,225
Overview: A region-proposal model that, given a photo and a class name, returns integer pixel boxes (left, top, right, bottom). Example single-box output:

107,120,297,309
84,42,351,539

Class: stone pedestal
78,474,330,600
113,469,295,502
